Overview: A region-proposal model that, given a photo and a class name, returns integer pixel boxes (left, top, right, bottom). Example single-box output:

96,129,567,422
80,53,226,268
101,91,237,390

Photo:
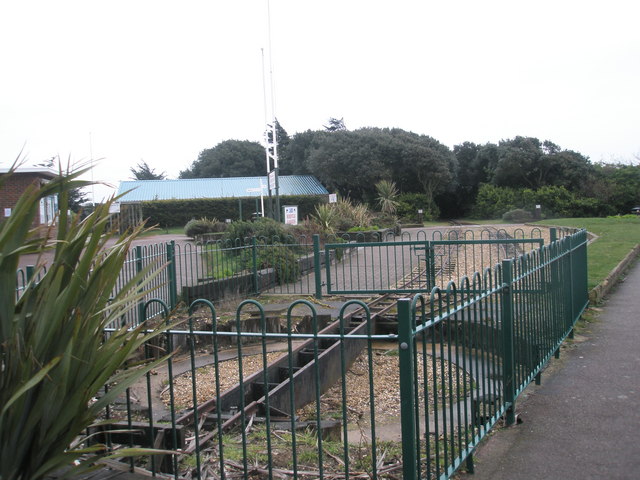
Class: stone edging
589,244,640,304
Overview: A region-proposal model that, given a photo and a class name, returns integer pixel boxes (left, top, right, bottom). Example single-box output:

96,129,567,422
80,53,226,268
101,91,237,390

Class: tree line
174,119,639,220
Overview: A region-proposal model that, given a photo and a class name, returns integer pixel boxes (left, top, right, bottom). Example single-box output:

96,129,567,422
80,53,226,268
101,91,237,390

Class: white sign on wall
4,208,11,217
284,205,298,225
329,193,338,203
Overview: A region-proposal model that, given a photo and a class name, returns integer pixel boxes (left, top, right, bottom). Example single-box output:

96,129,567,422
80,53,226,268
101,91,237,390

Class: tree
394,130,457,216
586,163,640,214
490,137,593,190
442,141,487,217
68,187,89,212
180,140,265,178
279,129,326,175
306,128,394,201
323,117,347,132
130,160,166,180
304,127,456,213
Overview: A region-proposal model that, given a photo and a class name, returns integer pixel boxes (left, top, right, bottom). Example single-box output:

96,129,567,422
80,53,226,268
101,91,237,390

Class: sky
1,0,639,202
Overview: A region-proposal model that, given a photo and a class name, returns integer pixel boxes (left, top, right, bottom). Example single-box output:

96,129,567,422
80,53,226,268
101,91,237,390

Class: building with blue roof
116,175,328,202
113,175,329,229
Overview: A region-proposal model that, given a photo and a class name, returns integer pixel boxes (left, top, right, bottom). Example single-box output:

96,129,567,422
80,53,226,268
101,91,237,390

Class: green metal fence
15,226,573,330
90,227,587,479
100,226,552,327
323,237,544,295
14,265,46,300
397,228,588,479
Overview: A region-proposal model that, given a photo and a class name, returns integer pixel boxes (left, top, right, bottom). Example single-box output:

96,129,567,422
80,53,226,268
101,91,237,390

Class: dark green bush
237,243,300,285
223,217,292,245
396,193,437,221
258,244,301,284
473,184,609,219
472,184,519,218
184,217,226,238
372,212,400,230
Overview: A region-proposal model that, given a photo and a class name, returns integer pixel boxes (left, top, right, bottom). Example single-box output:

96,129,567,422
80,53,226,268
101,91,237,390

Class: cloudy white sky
1,0,638,202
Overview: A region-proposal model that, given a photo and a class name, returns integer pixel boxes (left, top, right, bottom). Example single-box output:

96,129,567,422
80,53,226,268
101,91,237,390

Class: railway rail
97,225,550,476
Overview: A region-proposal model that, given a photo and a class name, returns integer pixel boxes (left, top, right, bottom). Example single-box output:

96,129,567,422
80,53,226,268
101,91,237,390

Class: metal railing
397,228,588,479
91,228,587,479
14,265,46,300
113,226,552,326
15,226,556,325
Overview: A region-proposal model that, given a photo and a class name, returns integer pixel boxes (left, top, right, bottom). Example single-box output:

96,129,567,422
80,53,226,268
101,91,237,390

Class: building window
39,195,58,225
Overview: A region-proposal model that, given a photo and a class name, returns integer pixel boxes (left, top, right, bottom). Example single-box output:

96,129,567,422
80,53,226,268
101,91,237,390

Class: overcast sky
1,0,639,202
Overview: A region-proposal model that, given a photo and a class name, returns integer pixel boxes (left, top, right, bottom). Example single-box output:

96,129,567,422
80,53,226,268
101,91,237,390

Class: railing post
26,265,35,282
549,229,563,350
426,241,436,289
567,235,575,338
313,234,323,299
252,236,260,295
135,245,145,325
166,241,178,310
501,259,516,426
398,298,418,480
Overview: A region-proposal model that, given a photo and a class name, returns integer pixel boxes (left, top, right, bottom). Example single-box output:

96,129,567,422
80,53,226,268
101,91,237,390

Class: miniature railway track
141,226,529,462
171,246,462,447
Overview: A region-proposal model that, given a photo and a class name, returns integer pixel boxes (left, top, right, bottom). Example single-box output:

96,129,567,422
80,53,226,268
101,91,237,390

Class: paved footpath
459,259,640,480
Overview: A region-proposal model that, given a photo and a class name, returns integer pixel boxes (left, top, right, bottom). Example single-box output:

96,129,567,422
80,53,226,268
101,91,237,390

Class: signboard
268,170,276,191
4,208,11,217
284,205,298,226
108,202,121,214
329,193,338,203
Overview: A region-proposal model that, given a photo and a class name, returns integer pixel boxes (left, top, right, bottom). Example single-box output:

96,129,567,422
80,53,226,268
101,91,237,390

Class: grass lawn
533,216,640,290
141,226,185,237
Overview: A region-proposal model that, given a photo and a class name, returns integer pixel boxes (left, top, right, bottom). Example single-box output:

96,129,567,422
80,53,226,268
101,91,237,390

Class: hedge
473,184,609,219
140,195,328,228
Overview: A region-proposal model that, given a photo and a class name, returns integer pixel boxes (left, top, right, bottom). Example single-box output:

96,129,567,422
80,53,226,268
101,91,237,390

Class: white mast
262,0,280,221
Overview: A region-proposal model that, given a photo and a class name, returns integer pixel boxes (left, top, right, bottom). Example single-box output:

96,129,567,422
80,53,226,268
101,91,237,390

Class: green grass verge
140,226,186,237
533,216,640,290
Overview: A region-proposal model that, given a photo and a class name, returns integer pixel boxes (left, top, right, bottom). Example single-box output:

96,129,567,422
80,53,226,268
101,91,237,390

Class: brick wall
0,172,56,234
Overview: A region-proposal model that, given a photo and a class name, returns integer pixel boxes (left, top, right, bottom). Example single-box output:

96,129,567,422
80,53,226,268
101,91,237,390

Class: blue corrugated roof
116,176,329,203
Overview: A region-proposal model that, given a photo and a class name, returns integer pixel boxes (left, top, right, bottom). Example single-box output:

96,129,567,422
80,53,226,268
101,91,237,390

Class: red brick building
0,167,59,229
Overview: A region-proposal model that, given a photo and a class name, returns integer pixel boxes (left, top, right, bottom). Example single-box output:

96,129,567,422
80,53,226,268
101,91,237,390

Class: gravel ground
162,226,545,420
163,348,471,422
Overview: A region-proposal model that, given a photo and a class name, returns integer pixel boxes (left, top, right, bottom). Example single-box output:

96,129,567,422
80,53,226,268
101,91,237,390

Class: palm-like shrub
0,165,171,480
375,179,400,215
311,198,375,233
312,203,338,233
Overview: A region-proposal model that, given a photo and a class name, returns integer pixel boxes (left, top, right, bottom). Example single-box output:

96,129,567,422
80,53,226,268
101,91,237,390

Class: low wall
589,244,640,303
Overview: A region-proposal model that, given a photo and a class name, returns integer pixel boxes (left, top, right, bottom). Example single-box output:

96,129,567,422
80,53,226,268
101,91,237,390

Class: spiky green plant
0,164,173,480
375,179,400,215
312,203,338,233
350,202,375,228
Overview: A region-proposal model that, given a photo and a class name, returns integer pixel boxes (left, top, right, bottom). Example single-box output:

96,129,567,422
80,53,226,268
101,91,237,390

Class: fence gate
323,240,436,295
323,237,545,295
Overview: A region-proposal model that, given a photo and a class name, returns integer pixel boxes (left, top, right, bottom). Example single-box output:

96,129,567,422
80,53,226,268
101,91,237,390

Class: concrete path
458,259,640,480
